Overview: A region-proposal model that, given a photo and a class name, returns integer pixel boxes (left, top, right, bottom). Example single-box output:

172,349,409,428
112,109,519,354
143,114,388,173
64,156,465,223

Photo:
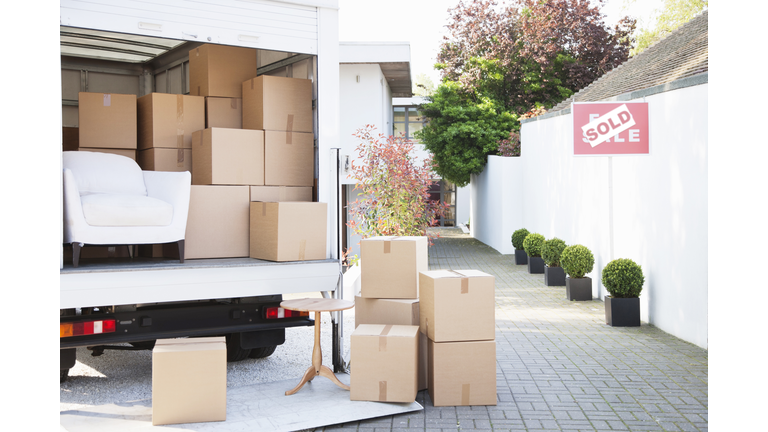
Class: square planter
527,256,544,274
544,266,565,286
565,277,592,301
605,296,640,327
514,249,528,265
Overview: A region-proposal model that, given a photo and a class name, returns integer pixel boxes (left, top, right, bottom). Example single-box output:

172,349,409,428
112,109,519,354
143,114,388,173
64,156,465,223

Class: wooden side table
280,298,354,396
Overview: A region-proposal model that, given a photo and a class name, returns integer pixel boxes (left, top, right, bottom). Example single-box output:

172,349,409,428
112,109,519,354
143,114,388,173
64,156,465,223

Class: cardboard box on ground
152,337,227,426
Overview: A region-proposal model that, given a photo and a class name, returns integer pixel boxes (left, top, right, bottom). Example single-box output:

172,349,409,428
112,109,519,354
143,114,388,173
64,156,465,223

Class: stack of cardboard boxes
350,236,428,403
349,236,497,406
67,43,326,262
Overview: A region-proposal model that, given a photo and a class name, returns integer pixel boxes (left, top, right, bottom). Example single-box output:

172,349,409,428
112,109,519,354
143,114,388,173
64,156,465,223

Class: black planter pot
527,256,545,274
514,249,528,265
566,277,592,301
544,266,566,286
605,296,640,327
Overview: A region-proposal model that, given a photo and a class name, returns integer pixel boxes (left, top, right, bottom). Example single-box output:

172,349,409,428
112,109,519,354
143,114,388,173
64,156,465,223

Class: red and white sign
572,102,649,156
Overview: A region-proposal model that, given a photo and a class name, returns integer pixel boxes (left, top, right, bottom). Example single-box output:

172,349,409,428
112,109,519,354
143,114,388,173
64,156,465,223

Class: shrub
523,233,545,257
511,228,530,250
542,238,567,267
560,244,594,278
602,258,645,298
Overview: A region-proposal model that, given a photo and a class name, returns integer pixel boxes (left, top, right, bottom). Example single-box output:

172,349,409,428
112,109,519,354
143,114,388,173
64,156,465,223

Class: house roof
340,42,413,97
544,9,708,114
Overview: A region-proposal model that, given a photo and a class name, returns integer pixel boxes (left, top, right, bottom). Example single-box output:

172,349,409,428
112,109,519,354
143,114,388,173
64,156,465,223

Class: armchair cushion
81,193,174,226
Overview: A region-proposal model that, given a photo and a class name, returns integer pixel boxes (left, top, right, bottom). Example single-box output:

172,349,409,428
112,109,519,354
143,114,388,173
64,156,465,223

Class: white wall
508,83,708,348
470,156,523,255
456,185,470,225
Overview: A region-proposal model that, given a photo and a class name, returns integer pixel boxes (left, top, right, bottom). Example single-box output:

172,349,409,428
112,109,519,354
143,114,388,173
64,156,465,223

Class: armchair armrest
62,168,86,244
143,170,192,233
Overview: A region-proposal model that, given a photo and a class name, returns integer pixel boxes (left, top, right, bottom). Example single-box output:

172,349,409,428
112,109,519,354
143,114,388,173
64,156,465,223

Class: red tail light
264,307,309,319
60,319,116,338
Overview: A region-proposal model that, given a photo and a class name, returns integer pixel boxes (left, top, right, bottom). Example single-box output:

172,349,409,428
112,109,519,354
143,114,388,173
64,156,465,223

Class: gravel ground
59,294,356,412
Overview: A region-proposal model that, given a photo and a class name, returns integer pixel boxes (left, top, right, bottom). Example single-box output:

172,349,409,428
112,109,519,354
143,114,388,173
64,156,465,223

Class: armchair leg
177,240,185,263
72,243,81,268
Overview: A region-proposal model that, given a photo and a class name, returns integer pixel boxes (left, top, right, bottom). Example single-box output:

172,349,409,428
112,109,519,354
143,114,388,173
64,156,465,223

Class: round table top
281,298,354,312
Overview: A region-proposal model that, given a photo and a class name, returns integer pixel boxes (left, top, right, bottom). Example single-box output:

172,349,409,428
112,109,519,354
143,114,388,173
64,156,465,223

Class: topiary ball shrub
522,233,545,257
542,238,567,267
560,244,594,278
602,258,645,298
511,228,529,250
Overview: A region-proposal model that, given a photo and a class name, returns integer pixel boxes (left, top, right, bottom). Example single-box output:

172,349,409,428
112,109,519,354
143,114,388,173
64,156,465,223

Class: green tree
630,0,708,56
416,0,635,186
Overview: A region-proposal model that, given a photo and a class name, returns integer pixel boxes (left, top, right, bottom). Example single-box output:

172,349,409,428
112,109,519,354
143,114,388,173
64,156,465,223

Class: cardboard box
354,297,428,391
78,148,136,161
189,44,258,98
359,236,428,299
249,186,312,202
249,202,327,262
350,324,419,403
428,339,497,406
192,128,264,185
419,269,495,343
138,148,192,172
242,75,313,132
78,92,137,149
164,185,250,259
137,93,205,150
206,97,242,129
152,337,226,425
264,130,314,186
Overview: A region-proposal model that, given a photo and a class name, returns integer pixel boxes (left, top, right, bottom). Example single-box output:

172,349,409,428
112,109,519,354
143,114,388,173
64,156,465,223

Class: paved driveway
318,228,708,431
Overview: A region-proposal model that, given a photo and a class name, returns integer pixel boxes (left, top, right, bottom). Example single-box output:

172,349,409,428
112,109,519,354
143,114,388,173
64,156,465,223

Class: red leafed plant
347,125,448,244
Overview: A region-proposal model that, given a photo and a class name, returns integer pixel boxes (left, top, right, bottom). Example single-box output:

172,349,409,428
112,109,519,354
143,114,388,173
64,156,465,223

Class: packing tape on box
449,270,470,293
176,95,185,166
378,324,393,351
261,202,267,216
461,383,471,405
286,114,294,132
177,148,185,166
231,98,239,109
103,94,111,107
379,381,388,402
298,239,306,260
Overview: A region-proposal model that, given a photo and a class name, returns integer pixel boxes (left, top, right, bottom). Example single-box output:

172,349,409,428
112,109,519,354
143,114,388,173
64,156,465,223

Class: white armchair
62,151,191,267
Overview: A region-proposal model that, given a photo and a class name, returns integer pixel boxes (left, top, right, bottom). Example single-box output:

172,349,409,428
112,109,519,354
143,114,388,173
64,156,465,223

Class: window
393,106,426,140
428,180,456,227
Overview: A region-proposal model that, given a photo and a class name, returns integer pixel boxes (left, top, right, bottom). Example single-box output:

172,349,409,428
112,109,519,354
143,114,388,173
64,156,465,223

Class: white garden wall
475,82,708,349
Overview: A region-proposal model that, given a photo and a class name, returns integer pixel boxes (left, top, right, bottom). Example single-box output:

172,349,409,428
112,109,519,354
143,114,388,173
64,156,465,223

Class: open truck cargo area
58,0,344,383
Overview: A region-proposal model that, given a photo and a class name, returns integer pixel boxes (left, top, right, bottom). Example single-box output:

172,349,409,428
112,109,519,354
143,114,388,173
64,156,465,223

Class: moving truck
56,0,345,382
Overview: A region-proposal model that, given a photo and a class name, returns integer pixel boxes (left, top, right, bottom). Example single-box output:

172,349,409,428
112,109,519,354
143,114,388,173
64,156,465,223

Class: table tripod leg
285,364,316,396
319,365,350,390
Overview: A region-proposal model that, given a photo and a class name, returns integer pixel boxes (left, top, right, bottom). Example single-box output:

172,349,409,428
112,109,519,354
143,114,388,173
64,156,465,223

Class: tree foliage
346,126,447,244
630,0,707,56
417,0,635,185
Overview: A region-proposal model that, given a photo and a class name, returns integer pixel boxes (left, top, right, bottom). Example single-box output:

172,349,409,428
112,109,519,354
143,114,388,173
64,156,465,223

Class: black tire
225,334,252,362
248,345,277,359
60,369,70,384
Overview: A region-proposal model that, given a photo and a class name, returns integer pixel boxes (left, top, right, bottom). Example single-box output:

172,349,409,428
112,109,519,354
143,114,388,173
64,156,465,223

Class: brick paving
315,228,708,432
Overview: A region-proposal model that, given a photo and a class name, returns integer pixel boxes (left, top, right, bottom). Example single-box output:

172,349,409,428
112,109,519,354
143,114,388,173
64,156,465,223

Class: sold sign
572,102,649,156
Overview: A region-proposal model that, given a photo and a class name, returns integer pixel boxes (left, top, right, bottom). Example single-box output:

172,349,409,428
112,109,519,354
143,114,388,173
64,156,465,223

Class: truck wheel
225,334,251,362
248,345,277,359
60,369,70,383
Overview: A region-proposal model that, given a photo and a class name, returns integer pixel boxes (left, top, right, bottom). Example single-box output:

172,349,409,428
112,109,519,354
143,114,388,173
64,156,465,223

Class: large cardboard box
242,75,313,132
138,148,192,172
78,92,137,149
419,269,495,343
192,128,264,185
206,97,242,129
354,297,428,391
137,93,205,150
250,186,312,202
249,202,327,262
164,185,250,259
350,324,419,403
152,337,226,425
428,339,497,406
264,130,314,186
189,44,258,98
359,236,428,299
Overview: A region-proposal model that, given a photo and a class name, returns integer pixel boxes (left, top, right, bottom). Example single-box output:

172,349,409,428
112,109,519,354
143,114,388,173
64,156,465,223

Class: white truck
57,0,346,382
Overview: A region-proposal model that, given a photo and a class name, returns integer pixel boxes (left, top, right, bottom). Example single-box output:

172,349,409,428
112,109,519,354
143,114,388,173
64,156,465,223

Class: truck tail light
264,307,309,319
60,319,116,338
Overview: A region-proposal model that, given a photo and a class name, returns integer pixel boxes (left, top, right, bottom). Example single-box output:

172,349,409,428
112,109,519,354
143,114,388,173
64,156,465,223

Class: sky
338,0,664,87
